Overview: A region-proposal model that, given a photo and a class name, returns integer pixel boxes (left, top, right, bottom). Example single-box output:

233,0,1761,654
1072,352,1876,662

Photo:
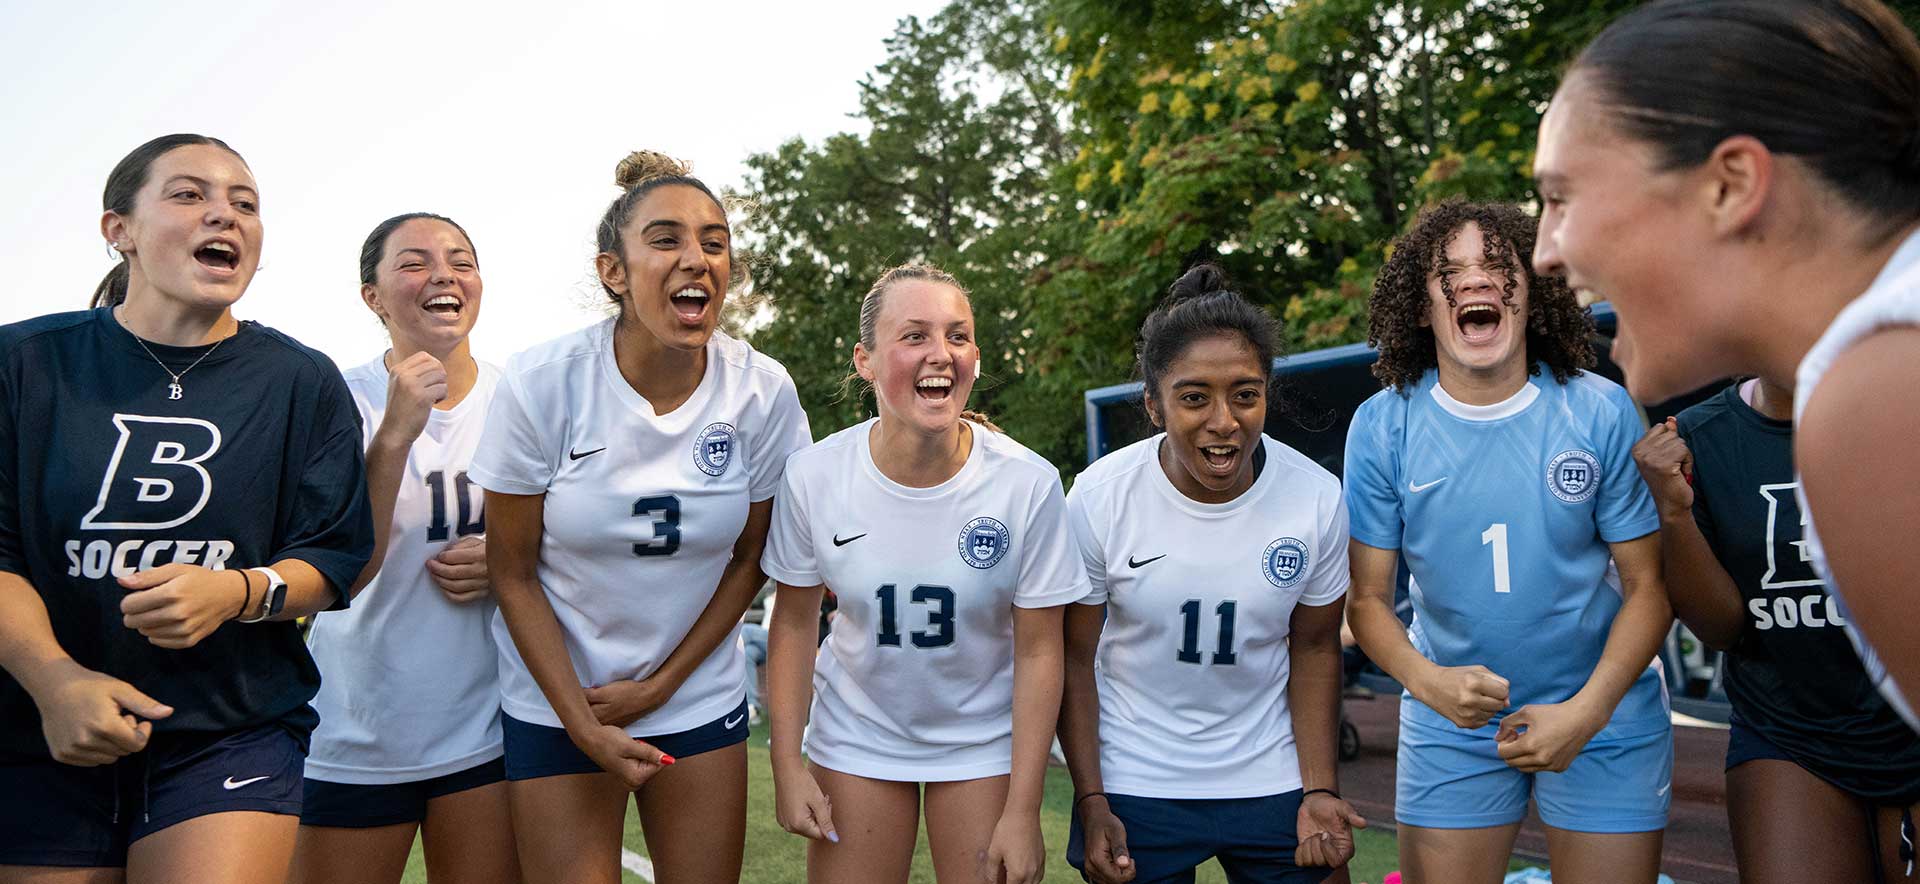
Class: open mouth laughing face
1424,220,1530,379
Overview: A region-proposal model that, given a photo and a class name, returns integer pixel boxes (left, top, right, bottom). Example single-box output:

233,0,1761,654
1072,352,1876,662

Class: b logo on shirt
694,422,736,477
79,414,222,531
1263,537,1309,588
958,517,1010,569
1546,449,1601,503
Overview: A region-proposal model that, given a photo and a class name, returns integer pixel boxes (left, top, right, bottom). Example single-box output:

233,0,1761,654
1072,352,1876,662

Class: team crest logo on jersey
958,516,1011,569
1263,537,1309,588
1546,449,1601,503
693,422,736,477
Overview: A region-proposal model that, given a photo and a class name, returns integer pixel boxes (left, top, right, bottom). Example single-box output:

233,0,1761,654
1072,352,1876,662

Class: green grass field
397,722,1502,883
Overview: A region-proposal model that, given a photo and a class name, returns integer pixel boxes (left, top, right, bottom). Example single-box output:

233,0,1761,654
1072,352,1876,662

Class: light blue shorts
1394,712,1672,833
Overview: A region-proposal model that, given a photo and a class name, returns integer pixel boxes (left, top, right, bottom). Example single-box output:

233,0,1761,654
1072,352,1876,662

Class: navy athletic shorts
301,756,506,828
1724,709,1796,771
0,720,305,868
501,698,750,782
1067,790,1332,884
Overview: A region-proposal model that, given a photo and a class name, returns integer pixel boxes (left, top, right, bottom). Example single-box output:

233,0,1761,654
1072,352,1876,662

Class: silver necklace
118,308,231,400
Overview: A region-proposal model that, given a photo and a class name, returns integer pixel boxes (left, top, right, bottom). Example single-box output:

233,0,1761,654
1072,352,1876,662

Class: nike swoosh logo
724,714,745,729
223,775,270,790
1128,554,1167,568
1409,477,1449,493
569,447,606,461
832,533,867,547
1656,782,1671,798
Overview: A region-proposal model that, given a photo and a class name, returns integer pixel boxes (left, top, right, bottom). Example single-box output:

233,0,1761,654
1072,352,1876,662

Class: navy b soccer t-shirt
0,308,373,762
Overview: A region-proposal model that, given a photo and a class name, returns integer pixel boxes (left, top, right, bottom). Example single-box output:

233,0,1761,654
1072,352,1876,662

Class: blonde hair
846,263,1001,433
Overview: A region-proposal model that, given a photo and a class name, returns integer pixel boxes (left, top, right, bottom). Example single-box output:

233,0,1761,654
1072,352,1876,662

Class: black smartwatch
238,567,287,623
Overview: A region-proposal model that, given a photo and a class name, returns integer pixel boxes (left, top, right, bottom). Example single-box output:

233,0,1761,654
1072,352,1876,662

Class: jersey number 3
633,495,682,557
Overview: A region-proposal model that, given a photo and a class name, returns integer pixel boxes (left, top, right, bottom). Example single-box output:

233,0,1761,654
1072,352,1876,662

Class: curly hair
1367,199,1594,392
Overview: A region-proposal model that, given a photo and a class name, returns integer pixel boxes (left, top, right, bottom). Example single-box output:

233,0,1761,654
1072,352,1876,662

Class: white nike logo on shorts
724,714,745,729
223,775,270,790
1656,782,1671,798
1409,477,1449,493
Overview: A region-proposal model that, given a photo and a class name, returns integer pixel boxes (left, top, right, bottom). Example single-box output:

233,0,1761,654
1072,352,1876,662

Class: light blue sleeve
1595,385,1661,543
1342,394,1405,550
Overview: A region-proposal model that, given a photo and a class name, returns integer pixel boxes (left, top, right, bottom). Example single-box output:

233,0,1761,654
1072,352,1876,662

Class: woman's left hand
585,673,680,728
426,536,490,603
983,810,1045,884
119,564,248,648
1295,791,1367,867
1495,699,1607,773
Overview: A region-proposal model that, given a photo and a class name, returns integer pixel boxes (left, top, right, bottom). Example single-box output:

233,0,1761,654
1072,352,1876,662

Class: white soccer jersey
1795,227,1920,730
1067,434,1350,799
761,419,1090,781
470,320,811,736
306,358,505,784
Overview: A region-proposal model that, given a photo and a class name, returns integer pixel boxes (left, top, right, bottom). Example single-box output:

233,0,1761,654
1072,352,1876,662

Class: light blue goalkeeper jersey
1344,366,1668,738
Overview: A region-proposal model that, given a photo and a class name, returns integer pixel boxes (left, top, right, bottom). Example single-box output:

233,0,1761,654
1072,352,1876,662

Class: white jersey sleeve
1066,483,1111,605
751,381,811,502
1014,473,1090,609
468,368,559,496
762,460,821,587
1300,494,1351,607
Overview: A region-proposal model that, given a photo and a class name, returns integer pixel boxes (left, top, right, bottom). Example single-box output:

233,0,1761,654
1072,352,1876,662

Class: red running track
1338,692,1738,884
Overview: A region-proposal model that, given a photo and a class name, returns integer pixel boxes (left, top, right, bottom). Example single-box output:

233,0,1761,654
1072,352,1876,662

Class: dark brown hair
1367,200,1594,392
91,134,247,308
1571,0,1920,239
1137,262,1282,408
359,212,476,286
594,150,741,304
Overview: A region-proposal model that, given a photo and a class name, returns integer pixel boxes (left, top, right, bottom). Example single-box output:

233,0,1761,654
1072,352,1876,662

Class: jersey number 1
1481,522,1511,593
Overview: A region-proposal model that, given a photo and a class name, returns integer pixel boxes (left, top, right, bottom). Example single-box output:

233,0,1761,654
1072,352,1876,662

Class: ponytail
91,261,129,309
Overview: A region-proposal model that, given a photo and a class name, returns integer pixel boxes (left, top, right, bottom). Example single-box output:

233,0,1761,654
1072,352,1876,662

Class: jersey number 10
423,471,485,541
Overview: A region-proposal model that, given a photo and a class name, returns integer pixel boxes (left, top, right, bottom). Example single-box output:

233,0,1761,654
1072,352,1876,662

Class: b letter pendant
168,382,183,400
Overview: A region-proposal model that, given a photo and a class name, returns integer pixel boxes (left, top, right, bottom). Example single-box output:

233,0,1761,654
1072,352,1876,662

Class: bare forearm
1288,606,1345,793
261,558,340,620
1348,588,1434,690
0,572,74,693
494,572,597,733
1057,605,1106,798
348,434,413,596
1655,511,1744,650
1575,566,1671,716
767,584,824,766
655,555,763,687
1006,606,1065,816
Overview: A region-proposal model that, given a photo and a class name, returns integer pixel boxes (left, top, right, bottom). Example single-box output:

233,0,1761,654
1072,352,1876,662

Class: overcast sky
0,0,946,368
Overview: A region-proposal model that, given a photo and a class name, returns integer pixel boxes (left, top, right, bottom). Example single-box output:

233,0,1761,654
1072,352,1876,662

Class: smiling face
1422,221,1531,381
1148,332,1267,503
362,218,481,355
598,184,730,353
854,280,979,437
102,144,262,314
1533,72,1726,402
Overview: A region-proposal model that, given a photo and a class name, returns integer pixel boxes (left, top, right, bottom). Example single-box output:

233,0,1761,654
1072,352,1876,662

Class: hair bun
614,150,692,190
1167,261,1231,305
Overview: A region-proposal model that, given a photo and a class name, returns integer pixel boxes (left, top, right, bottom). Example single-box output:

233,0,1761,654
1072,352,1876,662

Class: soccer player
472,151,811,884
1345,201,1672,884
1532,0,1920,725
0,134,374,882
290,214,518,884
761,264,1086,884
1632,376,1920,882
1060,264,1365,884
